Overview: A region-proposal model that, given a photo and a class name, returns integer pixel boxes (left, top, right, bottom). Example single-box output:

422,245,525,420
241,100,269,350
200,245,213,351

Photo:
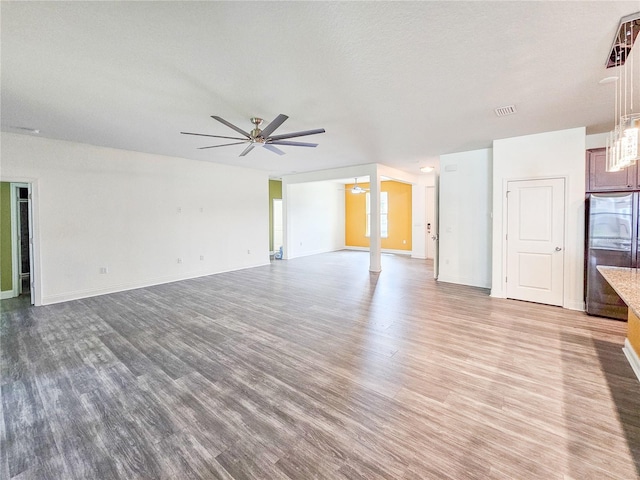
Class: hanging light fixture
605,12,640,172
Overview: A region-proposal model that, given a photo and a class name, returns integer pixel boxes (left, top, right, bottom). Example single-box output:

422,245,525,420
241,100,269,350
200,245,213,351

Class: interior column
369,169,382,273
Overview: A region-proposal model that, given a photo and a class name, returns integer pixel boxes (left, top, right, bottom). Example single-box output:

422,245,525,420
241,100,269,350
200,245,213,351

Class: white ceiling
2,1,638,178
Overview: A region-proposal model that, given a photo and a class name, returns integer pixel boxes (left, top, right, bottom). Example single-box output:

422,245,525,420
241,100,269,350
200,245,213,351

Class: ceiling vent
494,105,517,117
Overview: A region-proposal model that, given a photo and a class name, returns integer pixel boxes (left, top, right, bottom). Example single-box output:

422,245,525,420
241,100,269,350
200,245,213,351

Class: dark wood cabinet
586,148,638,192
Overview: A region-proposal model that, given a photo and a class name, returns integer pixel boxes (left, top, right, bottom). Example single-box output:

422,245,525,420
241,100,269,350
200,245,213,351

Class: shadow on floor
0,294,32,314
564,334,640,478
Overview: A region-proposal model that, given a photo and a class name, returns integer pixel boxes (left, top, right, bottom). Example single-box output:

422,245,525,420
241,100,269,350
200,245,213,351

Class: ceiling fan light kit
181,114,325,156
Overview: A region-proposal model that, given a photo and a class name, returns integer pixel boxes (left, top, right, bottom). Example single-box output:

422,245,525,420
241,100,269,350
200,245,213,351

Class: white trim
1,290,16,299
13,183,30,297
343,246,412,256
562,300,585,311
623,339,640,383
41,262,271,305
286,247,343,260
9,183,19,298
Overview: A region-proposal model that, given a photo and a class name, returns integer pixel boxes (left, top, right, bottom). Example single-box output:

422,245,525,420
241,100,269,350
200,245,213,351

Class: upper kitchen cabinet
587,148,638,192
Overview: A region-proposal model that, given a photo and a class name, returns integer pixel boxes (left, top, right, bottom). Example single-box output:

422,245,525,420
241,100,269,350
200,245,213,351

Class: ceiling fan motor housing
250,117,263,139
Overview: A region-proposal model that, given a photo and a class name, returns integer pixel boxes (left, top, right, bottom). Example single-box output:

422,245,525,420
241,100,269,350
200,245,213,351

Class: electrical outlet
177,207,182,214
247,250,251,254
177,258,182,264
99,267,108,274
200,255,205,261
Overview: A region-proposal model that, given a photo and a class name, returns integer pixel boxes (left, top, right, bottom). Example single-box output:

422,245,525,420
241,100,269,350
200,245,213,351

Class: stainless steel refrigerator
585,192,635,320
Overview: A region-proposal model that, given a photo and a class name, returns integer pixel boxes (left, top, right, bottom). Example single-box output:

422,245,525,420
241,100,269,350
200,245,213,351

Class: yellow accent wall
1,182,13,292
629,308,640,360
345,180,412,251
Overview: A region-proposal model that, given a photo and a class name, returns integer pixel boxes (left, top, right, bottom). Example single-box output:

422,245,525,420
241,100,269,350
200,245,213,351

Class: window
365,192,388,238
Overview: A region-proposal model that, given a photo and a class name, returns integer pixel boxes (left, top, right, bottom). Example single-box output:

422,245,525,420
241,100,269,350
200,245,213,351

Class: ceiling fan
181,114,325,156
347,178,369,194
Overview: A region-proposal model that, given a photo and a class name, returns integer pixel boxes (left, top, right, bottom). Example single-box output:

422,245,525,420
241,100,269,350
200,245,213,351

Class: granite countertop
597,265,640,317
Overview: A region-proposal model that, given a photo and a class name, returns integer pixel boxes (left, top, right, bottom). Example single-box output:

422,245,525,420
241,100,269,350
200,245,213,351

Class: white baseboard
623,338,640,383
343,246,412,255
1,289,17,300
41,262,271,305
562,300,586,311
286,247,342,260
490,288,505,298
437,274,491,289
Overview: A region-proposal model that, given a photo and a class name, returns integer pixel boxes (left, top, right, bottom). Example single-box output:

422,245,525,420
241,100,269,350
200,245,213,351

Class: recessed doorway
273,198,283,255
1,181,35,305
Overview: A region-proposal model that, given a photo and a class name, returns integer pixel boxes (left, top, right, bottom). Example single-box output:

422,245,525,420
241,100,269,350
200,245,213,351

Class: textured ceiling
2,1,639,177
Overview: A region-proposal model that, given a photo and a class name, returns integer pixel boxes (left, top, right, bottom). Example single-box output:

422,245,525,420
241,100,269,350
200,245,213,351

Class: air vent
494,105,517,117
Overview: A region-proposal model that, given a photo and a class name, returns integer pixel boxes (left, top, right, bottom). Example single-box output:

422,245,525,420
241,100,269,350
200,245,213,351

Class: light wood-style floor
1,251,639,479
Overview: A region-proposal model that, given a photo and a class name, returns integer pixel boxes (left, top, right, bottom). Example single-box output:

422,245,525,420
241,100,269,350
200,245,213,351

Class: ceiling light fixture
350,177,369,194
599,76,619,84
420,166,434,173
605,12,640,172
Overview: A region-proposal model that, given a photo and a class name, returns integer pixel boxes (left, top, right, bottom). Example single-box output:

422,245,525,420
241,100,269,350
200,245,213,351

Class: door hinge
505,234,508,241
505,276,507,283
506,190,510,198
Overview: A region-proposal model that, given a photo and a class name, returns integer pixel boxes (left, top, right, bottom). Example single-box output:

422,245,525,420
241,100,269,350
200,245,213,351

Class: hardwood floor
1,250,639,479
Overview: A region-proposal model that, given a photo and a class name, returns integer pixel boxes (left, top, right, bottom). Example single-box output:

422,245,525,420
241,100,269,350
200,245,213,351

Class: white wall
285,181,345,258
438,148,492,288
1,132,270,305
491,127,586,310
586,132,608,149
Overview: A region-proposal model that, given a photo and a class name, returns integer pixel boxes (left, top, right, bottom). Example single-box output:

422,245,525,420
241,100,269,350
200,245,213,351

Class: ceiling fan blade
239,144,255,156
181,132,247,141
198,141,248,150
211,116,251,138
269,140,318,147
268,128,326,141
263,144,286,156
259,114,289,138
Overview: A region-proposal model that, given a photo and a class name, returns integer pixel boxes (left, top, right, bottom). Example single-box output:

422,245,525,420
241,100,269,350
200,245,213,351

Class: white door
426,186,436,261
506,178,565,306
273,199,283,251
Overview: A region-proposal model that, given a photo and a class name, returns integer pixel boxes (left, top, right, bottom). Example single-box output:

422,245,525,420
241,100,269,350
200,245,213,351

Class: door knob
555,247,562,251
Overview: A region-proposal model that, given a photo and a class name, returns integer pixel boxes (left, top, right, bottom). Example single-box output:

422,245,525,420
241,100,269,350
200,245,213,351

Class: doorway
506,178,565,306
1,182,35,304
273,198,283,254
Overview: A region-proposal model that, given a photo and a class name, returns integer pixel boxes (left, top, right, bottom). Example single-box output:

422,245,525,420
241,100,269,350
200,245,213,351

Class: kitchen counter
597,265,640,381
597,266,640,317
